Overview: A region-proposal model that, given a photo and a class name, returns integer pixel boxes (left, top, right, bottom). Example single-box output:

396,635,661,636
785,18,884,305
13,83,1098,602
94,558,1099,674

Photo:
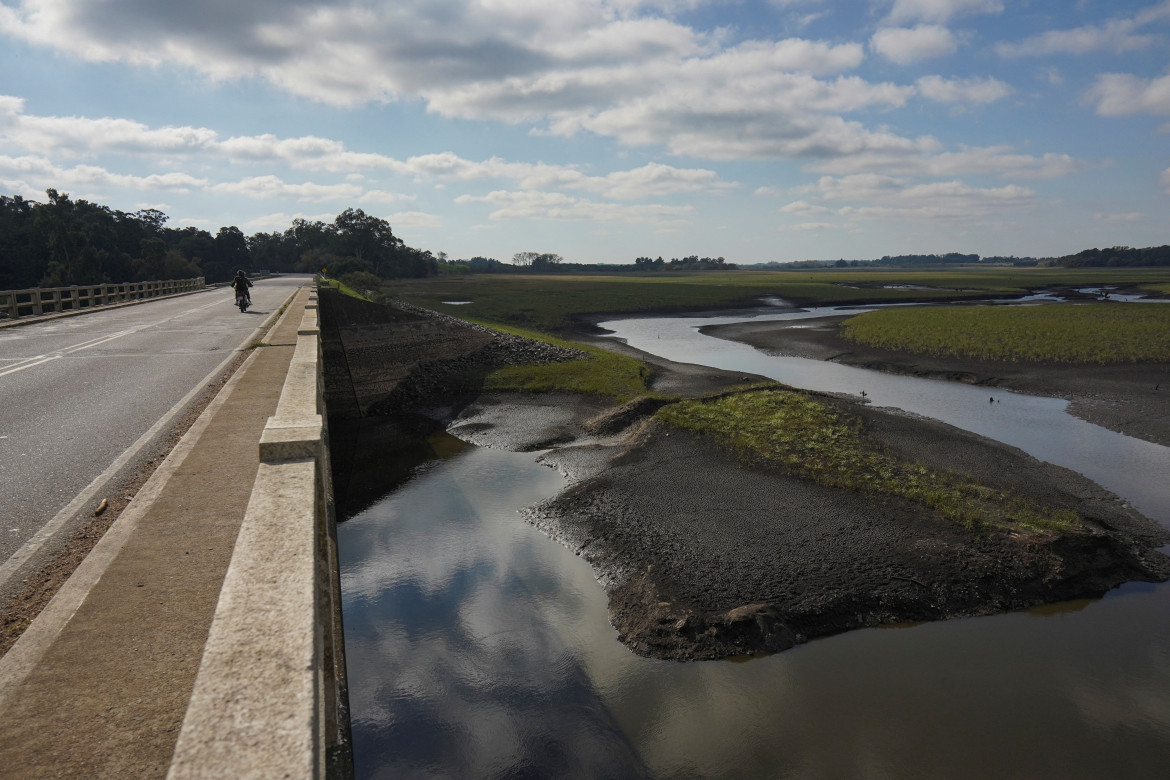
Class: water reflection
340,306,1170,778
339,440,649,779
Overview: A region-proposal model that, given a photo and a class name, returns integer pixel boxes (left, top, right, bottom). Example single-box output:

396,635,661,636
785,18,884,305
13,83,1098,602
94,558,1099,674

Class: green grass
384,267,1170,332
320,278,372,302
842,303,1170,363
657,387,1082,534
471,320,653,400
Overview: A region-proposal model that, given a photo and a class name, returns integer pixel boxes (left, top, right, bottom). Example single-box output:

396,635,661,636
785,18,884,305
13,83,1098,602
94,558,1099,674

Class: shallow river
339,305,1170,779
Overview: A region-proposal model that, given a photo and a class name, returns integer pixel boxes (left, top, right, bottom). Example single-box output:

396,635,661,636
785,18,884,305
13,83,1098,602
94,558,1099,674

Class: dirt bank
702,314,1170,447
325,295,1170,661
453,390,1170,661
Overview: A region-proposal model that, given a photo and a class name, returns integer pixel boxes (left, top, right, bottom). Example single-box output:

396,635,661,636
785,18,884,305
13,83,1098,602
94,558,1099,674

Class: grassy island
841,303,1170,364
656,387,1081,534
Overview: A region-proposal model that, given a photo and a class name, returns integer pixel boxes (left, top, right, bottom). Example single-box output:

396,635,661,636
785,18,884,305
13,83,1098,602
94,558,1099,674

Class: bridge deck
0,288,310,777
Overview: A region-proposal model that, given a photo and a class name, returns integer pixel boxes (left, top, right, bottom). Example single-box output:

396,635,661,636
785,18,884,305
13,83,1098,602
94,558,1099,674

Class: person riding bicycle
231,270,253,305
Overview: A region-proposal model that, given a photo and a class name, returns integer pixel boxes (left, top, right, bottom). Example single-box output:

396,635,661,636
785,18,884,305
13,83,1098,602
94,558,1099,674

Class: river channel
338,304,1170,779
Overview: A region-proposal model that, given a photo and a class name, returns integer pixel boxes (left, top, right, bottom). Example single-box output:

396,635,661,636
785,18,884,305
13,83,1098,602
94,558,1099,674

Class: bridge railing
0,278,206,319
168,286,351,779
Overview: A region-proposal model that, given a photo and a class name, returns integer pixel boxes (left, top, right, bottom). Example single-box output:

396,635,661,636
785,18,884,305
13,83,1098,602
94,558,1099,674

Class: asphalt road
0,276,306,572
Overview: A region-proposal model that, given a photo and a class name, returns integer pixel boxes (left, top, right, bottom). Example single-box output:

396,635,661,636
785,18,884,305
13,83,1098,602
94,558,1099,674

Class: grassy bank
319,277,372,301
385,267,1170,332
657,387,1082,534
474,321,653,400
842,303,1170,364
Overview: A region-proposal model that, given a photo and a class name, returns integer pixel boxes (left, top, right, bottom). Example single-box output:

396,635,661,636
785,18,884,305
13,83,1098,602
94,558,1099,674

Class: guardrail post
0,277,210,321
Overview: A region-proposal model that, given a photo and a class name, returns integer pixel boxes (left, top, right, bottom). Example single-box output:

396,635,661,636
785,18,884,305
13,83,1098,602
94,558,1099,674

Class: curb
0,290,297,608
0,289,300,712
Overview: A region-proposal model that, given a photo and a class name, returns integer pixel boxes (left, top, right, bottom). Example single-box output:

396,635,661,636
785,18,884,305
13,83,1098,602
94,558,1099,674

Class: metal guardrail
168,287,351,779
0,278,206,319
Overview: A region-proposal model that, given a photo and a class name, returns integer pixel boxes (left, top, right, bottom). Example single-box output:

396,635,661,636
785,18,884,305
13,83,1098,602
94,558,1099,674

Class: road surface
0,276,305,586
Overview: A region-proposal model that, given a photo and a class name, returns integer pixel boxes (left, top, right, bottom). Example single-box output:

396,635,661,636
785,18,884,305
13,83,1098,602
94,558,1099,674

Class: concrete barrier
0,277,206,319
168,287,351,779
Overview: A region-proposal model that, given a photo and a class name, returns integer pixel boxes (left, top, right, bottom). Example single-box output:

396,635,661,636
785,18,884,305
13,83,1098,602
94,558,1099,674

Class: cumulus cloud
915,75,1012,104
455,189,692,227
0,96,736,201
802,172,1034,221
871,25,957,64
777,221,837,231
780,200,832,216
0,1,1102,241
0,0,945,165
0,154,208,194
808,144,1082,180
1084,73,1170,117
997,2,1170,57
385,210,442,228
209,175,367,202
884,0,1003,25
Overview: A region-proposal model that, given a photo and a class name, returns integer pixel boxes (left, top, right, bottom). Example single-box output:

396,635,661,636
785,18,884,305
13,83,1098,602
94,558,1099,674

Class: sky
0,0,1167,265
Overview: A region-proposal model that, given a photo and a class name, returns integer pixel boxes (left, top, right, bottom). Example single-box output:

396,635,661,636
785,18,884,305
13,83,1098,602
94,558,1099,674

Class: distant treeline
1060,245,1170,267
438,253,736,274
4,189,1168,291
0,190,438,289
752,246,1170,270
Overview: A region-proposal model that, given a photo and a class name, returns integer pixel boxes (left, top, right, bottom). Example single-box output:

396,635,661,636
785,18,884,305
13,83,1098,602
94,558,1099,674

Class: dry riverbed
327,293,1170,661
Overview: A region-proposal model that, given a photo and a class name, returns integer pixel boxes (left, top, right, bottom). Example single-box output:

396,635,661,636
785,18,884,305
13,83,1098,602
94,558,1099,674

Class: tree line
754,246,1170,269
437,252,738,275
0,190,438,290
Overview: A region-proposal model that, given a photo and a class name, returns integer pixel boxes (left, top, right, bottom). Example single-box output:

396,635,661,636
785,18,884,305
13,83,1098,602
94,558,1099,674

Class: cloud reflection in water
339,444,649,778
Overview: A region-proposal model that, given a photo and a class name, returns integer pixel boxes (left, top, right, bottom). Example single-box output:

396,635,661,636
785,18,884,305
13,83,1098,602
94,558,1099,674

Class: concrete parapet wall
0,277,206,319
169,286,351,779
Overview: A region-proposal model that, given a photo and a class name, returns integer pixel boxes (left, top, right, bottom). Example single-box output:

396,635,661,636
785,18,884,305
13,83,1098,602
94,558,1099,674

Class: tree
513,251,562,271
332,208,405,277
531,253,563,271
215,226,250,273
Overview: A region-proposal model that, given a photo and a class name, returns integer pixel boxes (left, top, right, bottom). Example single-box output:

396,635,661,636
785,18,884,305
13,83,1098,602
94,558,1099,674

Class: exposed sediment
322,293,1170,661
521,401,1170,660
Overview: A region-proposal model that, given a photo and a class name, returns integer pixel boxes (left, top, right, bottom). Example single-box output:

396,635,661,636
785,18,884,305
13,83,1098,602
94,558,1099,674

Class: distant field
841,303,1170,364
385,267,1170,331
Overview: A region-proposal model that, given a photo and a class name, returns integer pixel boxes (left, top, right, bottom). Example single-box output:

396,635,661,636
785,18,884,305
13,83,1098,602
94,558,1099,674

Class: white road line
0,287,301,715
0,299,226,379
0,290,295,596
0,355,61,379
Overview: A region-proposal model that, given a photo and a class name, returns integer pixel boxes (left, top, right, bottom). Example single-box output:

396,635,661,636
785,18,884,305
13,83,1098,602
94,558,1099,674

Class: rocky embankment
318,288,582,417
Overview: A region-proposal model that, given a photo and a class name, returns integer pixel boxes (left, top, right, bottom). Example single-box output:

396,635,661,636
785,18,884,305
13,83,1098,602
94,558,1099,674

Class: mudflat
451,382,1169,660
329,295,1170,661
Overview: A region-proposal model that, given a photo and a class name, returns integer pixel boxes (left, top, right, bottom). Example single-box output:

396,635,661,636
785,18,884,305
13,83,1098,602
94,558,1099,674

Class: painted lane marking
0,299,225,379
0,355,61,378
